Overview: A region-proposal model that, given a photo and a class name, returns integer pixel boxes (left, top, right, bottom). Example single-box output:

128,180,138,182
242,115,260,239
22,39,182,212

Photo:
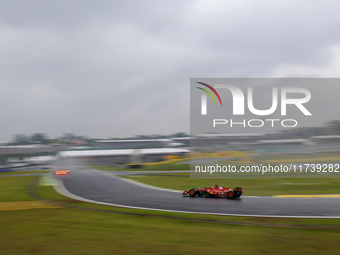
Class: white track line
95,170,182,193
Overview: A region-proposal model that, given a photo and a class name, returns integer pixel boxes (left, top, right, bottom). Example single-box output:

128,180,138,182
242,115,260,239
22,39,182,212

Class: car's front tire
189,189,197,197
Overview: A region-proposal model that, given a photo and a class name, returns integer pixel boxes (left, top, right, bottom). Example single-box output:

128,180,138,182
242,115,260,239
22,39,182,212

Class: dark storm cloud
1,0,340,140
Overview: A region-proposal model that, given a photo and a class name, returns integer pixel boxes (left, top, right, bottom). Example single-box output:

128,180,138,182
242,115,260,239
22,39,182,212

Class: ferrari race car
183,185,243,199
54,170,70,175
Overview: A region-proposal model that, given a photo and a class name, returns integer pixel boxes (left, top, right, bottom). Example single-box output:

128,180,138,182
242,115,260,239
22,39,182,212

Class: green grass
254,151,340,161
0,176,36,202
2,208,340,255
0,170,49,176
125,173,340,196
2,176,340,254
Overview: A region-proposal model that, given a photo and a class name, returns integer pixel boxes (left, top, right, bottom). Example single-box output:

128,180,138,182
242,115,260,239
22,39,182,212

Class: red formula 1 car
183,185,243,199
54,170,70,175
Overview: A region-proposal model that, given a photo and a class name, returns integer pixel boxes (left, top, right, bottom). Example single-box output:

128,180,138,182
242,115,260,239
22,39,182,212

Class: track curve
54,160,340,218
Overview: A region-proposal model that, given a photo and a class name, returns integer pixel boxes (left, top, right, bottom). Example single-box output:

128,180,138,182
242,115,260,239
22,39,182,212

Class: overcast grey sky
1,0,340,141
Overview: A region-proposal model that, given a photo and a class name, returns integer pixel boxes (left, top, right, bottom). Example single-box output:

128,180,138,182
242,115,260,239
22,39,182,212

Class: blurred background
1,0,340,169
1,1,340,254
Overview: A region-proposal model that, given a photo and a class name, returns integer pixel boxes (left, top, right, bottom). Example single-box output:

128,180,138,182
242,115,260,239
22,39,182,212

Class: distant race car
54,170,70,175
183,185,243,199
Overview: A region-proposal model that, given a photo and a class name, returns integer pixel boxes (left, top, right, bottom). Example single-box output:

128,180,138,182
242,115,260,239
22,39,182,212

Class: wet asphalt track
56,160,340,218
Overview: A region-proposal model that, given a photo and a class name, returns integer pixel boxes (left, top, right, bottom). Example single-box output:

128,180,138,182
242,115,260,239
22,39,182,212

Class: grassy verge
0,176,36,202
255,151,340,161
1,176,340,254
2,207,340,255
0,170,49,176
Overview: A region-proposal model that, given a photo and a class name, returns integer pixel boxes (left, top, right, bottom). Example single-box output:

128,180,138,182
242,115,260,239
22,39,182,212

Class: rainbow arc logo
196,82,222,106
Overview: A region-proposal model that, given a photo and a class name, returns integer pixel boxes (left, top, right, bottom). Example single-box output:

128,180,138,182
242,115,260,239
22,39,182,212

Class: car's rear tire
227,191,235,199
189,189,197,197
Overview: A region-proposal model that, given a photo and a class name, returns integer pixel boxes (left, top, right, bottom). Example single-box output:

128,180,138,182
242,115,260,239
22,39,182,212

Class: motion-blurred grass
0,176,35,202
0,170,49,176
2,207,340,255
1,176,340,254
